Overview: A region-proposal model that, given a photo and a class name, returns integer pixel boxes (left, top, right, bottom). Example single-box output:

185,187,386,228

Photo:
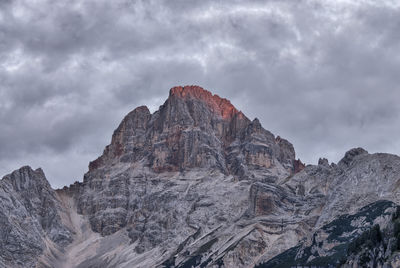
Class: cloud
0,0,399,187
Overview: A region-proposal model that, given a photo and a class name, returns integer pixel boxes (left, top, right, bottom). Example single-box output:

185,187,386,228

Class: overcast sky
1,0,400,188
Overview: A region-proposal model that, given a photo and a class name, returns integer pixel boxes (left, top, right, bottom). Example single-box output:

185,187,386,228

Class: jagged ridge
1,86,400,268
89,85,301,175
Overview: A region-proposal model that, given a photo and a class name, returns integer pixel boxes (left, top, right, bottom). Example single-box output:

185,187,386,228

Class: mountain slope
73,85,301,267
0,166,73,268
1,86,400,268
256,200,399,268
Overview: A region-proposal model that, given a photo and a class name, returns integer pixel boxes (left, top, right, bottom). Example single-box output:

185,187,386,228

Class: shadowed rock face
2,86,400,268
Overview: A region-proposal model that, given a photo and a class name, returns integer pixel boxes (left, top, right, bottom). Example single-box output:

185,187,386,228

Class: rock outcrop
256,200,400,268
0,166,73,268
1,86,400,268
89,86,297,175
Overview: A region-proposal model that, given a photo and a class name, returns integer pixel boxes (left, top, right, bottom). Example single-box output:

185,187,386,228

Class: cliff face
89,85,297,175
0,166,73,268
74,86,300,267
1,86,400,268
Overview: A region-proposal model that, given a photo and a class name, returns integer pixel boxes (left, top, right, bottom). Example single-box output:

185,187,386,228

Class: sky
1,0,400,188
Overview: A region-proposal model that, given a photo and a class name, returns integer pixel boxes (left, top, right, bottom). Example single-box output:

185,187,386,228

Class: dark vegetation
255,201,400,268
163,204,400,268
347,224,382,255
340,205,400,267
345,224,383,266
393,206,400,251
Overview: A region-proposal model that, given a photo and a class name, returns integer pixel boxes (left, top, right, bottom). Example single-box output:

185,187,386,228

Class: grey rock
318,157,329,167
1,86,400,268
0,166,73,268
338,147,369,168
257,200,398,268
89,86,296,175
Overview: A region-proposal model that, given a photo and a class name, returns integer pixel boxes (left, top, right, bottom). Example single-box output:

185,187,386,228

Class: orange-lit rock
89,85,298,176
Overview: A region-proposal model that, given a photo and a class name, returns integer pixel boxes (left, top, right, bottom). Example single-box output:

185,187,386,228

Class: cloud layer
1,0,400,188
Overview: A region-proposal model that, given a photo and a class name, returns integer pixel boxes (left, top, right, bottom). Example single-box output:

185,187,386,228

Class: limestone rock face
2,86,400,268
89,105,151,170
0,166,72,268
89,86,297,175
79,86,298,241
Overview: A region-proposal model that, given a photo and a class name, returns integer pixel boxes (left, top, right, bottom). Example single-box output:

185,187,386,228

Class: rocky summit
1,85,400,268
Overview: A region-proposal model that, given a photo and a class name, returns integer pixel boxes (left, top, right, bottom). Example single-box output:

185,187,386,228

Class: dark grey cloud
1,0,400,188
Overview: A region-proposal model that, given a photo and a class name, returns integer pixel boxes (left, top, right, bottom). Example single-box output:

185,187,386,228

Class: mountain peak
1,165,49,191
169,85,239,120
89,85,297,175
5,87,400,268
169,85,209,97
